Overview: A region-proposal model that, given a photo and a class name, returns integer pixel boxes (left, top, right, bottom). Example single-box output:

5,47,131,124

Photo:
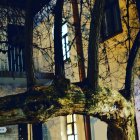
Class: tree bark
54,0,65,77
71,1,91,139
71,0,85,82
107,124,128,140
87,0,105,91
125,31,140,100
25,0,35,90
135,0,140,21
0,82,134,139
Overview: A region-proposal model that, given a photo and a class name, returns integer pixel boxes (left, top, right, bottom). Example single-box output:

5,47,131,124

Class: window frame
100,0,123,42
7,24,25,72
62,22,70,62
66,114,78,140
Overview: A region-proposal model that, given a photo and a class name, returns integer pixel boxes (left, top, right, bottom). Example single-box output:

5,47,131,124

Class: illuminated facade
0,0,139,140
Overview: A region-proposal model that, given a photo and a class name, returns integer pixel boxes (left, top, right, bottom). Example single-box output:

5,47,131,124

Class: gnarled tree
0,0,139,140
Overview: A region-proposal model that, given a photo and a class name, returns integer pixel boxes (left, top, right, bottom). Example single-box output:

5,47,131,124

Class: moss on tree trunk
0,79,135,140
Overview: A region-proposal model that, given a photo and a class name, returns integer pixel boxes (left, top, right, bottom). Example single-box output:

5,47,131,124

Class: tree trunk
24,2,36,139
0,83,133,131
71,1,91,139
25,0,35,90
125,31,140,100
107,115,136,140
54,0,65,77
71,0,85,82
135,0,140,21
87,0,105,91
107,124,128,140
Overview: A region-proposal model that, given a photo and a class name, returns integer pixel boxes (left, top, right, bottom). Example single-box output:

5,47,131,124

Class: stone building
0,0,139,140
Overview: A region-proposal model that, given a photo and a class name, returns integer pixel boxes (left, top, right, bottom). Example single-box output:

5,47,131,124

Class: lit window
100,0,122,41
62,23,70,61
52,22,70,61
67,114,78,140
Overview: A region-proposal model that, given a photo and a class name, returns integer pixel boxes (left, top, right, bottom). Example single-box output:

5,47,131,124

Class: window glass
67,114,78,140
62,23,70,60
52,22,70,61
67,124,73,135
7,24,25,72
101,0,122,41
67,115,73,123
68,135,75,140
74,123,77,134
73,114,76,122
75,135,78,140
113,5,122,32
62,23,68,36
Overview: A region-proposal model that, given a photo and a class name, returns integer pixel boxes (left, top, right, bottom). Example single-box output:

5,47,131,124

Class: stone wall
90,117,108,140
42,116,67,140
0,125,18,140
